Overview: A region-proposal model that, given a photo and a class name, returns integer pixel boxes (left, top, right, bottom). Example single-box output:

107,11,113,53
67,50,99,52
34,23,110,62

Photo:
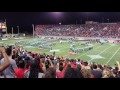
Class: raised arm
116,61,120,71
49,59,54,67
0,47,10,72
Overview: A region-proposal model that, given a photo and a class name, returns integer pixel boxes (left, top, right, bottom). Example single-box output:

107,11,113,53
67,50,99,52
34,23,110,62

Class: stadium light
53,12,62,14
59,22,61,25
50,12,64,24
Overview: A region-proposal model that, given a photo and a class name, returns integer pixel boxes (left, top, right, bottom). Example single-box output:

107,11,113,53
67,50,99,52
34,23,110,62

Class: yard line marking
106,47,120,64
88,46,112,62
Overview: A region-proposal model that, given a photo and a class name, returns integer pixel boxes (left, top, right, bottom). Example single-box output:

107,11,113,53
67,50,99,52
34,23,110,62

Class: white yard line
106,47,120,64
88,46,112,62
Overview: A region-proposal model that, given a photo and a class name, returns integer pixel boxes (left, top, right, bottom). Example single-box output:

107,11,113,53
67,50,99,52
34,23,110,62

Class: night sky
0,12,120,34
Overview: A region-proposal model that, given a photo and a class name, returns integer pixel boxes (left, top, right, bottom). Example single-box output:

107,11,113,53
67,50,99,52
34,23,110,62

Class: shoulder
10,59,17,64
0,58,4,62
38,73,44,78
24,70,30,78
10,59,16,62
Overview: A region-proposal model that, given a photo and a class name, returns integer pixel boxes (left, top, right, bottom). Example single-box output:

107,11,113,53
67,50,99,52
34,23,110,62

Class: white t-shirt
0,58,17,78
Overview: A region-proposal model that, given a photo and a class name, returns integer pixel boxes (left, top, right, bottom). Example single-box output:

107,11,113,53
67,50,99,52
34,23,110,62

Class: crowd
35,23,120,38
0,45,120,78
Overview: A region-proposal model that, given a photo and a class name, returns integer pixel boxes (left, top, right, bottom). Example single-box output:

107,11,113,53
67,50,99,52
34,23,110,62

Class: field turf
0,38,120,66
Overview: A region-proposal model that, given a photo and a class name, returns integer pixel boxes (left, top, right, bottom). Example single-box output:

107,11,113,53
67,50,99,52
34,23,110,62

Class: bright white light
59,22,61,25
50,12,63,19
51,12,63,16
53,12,61,14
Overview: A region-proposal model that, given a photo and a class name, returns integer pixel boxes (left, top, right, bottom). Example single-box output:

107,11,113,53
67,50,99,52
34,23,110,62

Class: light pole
32,24,34,38
12,27,13,37
17,26,19,35
5,19,7,34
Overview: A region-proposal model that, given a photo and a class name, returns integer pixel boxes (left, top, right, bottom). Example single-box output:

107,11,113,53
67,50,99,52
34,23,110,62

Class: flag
90,27,93,31
103,27,107,30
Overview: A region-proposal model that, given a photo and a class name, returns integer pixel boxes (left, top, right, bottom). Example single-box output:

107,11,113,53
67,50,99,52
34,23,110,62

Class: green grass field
0,38,120,67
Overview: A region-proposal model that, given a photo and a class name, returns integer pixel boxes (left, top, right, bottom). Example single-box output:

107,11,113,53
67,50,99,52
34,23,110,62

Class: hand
0,47,6,53
116,61,120,66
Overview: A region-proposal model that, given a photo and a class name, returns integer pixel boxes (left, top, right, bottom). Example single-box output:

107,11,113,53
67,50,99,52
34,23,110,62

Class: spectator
91,64,102,78
56,65,64,78
24,60,44,78
44,67,56,78
102,69,112,78
0,47,10,72
0,46,17,78
15,60,25,78
64,67,83,78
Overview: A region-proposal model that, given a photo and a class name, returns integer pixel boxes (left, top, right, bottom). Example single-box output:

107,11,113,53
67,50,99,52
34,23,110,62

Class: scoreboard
0,23,2,29
0,22,7,32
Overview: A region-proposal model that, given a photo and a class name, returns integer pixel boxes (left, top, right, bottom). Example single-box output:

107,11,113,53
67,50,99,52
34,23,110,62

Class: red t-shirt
15,68,26,78
91,74,95,78
40,63,43,69
56,72,64,78
70,62,76,68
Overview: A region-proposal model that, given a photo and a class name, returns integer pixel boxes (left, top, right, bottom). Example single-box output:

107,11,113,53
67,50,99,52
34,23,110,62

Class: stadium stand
35,23,120,38
1,23,120,78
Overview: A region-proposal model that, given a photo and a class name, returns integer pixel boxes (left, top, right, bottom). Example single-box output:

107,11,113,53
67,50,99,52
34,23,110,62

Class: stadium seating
35,23,120,38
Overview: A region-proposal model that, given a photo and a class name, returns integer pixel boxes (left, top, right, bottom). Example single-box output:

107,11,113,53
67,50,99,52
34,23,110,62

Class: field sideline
0,38,120,66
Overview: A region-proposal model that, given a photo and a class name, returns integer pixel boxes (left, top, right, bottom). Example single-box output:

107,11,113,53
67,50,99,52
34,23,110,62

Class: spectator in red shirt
15,60,25,78
56,65,64,78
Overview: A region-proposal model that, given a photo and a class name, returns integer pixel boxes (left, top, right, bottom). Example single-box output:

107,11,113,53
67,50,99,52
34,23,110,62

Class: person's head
5,46,12,56
45,60,50,69
84,62,88,66
59,65,63,72
24,56,31,69
78,59,80,62
115,67,118,71
64,67,83,78
112,69,118,75
102,70,111,78
59,62,63,66
77,64,82,71
93,64,97,69
27,52,31,56
32,53,35,58
66,58,69,63
97,64,103,70
35,56,40,63
29,60,42,78
81,68,91,78
17,60,25,69
45,67,56,78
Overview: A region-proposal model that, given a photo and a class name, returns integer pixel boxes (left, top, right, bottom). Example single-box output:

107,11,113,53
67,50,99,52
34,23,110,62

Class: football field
0,38,120,66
